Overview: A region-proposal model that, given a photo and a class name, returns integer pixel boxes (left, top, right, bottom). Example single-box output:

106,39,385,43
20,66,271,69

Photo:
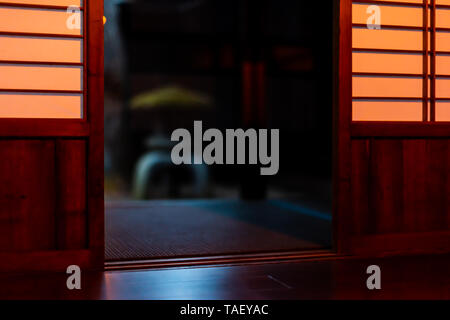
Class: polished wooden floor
0,254,449,300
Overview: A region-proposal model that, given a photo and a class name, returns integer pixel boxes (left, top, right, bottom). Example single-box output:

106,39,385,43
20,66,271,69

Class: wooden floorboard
0,254,449,299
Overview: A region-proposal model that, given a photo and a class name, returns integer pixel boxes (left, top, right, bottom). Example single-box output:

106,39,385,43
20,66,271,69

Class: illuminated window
352,0,450,122
0,1,84,119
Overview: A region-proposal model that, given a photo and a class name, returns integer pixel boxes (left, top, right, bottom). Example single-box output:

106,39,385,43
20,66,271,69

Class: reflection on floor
106,200,332,261
1,254,449,299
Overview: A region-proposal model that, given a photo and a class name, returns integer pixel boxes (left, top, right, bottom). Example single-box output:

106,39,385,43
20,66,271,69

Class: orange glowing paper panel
352,4,423,28
353,52,423,75
436,55,450,75
436,102,450,121
0,7,82,36
0,36,82,63
436,9,450,29
353,28,423,51
436,32,450,52
1,0,82,6
0,3,85,119
436,79,450,98
0,93,82,119
353,101,423,122
372,0,422,3
353,76,422,98
351,1,430,122
0,65,82,91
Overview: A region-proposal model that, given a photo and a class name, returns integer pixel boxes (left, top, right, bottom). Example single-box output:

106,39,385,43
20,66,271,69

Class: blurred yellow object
131,86,211,110
103,16,107,25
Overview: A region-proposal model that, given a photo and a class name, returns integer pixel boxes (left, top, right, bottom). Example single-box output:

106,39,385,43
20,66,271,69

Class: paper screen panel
436,78,450,98
353,28,423,51
0,36,82,63
353,76,423,97
436,54,450,75
353,100,423,121
436,9,450,29
0,1,82,6
436,0,450,5
353,52,423,74
0,7,82,35
436,32,450,52
352,4,423,27
0,93,82,118
0,65,82,91
371,0,423,3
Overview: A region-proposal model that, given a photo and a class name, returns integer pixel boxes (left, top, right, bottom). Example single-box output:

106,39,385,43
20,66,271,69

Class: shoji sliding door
351,0,450,122
336,0,450,256
0,1,84,118
0,1,104,272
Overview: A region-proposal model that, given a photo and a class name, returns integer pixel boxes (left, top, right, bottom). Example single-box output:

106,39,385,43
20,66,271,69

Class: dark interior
104,0,334,261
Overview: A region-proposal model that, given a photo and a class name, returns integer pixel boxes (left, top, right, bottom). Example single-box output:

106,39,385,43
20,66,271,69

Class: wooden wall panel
0,140,56,252
425,140,450,230
0,139,90,260
56,139,87,250
402,139,427,233
370,139,404,234
350,139,370,236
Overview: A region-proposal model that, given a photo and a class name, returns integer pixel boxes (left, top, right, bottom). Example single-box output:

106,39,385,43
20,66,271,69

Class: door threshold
105,250,341,271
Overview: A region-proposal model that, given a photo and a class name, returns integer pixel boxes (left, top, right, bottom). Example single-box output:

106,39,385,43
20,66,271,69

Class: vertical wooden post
333,0,352,254
87,0,105,270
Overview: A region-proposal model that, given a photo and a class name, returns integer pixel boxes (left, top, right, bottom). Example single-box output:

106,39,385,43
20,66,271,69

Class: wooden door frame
86,0,105,272
0,1,104,272
333,0,353,256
